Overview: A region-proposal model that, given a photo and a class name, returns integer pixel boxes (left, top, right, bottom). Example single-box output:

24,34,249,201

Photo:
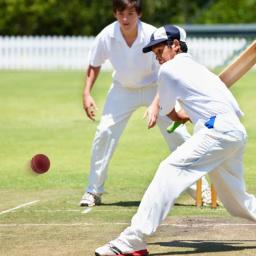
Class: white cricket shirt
88,21,159,88
158,53,243,125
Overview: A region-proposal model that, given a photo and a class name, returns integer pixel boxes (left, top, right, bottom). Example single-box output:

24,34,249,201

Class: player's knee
93,124,113,145
157,160,179,180
96,116,115,136
159,157,180,170
96,125,112,138
158,159,169,170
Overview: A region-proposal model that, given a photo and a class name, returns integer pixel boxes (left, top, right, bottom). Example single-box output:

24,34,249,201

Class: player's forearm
151,93,160,110
84,65,101,96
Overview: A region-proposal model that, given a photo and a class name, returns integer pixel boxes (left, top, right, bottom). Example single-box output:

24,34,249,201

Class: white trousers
118,122,256,249
86,84,208,195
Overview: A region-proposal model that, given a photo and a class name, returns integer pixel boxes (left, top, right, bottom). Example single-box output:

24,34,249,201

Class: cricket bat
167,40,256,133
219,40,256,87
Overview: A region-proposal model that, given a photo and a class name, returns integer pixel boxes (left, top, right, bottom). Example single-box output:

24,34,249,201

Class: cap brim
142,39,168,53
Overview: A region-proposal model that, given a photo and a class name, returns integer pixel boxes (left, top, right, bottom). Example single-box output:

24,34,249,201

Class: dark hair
167,40,188,53
113,0,142,14
180,42,188,53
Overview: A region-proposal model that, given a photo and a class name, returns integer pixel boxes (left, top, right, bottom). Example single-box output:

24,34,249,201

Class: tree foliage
194,0,256,24
0,0,114,35
0,0,255,36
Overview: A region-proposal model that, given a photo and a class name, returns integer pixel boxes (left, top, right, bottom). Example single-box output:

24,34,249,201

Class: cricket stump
196,178,218,208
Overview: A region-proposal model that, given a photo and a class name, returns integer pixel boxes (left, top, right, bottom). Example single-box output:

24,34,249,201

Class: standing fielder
95,24,256,256
80,0,210,207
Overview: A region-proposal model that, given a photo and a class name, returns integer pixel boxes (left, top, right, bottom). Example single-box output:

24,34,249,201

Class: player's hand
83,94,98,121
143,104,159,129
177,109,190,123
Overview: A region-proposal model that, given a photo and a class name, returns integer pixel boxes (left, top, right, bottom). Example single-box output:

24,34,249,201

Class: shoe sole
80,203,96,207
80,201,101,207
95,249,149,256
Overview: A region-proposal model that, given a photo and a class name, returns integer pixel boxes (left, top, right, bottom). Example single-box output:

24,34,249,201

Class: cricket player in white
95,24,256,256
80,0,210,207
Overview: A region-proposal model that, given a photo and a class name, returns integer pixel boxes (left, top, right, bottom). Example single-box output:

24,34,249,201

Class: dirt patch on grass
1,217,256,256
148,217,256,255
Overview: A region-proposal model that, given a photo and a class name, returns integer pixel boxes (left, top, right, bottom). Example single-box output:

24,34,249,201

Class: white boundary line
82,208,92,214
33,209,136,213
161,223,256,227
1,223,256,227
34,209,81,212
0,200,40,215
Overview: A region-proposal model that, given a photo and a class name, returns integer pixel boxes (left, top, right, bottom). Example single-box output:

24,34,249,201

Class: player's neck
120,26,138,48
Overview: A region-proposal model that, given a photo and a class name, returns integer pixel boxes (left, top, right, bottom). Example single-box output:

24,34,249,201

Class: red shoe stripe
132,249,149,256
119,249,149,256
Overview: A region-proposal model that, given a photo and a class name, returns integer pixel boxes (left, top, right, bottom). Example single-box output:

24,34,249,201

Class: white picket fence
0,36,247,70
187,37,247,68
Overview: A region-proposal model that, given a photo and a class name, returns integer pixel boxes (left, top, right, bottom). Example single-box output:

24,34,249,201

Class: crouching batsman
95,24,256,256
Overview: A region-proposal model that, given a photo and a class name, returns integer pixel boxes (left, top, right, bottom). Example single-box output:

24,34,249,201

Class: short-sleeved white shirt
88,21,159,88
158,53,243,124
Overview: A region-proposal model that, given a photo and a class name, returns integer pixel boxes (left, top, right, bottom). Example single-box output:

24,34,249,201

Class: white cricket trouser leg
87,85,206,195
143,86,210,198
117,127,256,248
87,85,139,194
209,146,256,220
157,115,210,198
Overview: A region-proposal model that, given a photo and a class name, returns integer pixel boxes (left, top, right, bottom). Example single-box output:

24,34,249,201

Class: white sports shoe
80,192,101,207
95,242,148,256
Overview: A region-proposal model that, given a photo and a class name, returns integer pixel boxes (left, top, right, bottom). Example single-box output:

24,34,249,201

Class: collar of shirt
174,52,192,60
110,20,145,46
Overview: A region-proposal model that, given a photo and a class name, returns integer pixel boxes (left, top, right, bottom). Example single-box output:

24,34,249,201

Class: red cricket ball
31,154,50,174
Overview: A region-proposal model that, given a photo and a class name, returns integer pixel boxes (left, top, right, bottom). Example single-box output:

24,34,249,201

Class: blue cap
143,25,186,53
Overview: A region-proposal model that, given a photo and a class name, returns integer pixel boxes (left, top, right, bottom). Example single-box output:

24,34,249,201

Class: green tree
194,0,256,23
0,0,114,36
142,0,211,25
0,0,255,36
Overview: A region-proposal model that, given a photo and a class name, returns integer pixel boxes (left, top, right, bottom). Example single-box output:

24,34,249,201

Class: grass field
0,70,256,256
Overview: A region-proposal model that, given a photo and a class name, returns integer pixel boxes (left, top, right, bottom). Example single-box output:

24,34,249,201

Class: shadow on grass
102,201,195,207
102,201,140,207
173,203,196,207
149,240,256,255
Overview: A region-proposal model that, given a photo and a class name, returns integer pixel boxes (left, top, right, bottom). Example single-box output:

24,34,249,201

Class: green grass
0,70,256,255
